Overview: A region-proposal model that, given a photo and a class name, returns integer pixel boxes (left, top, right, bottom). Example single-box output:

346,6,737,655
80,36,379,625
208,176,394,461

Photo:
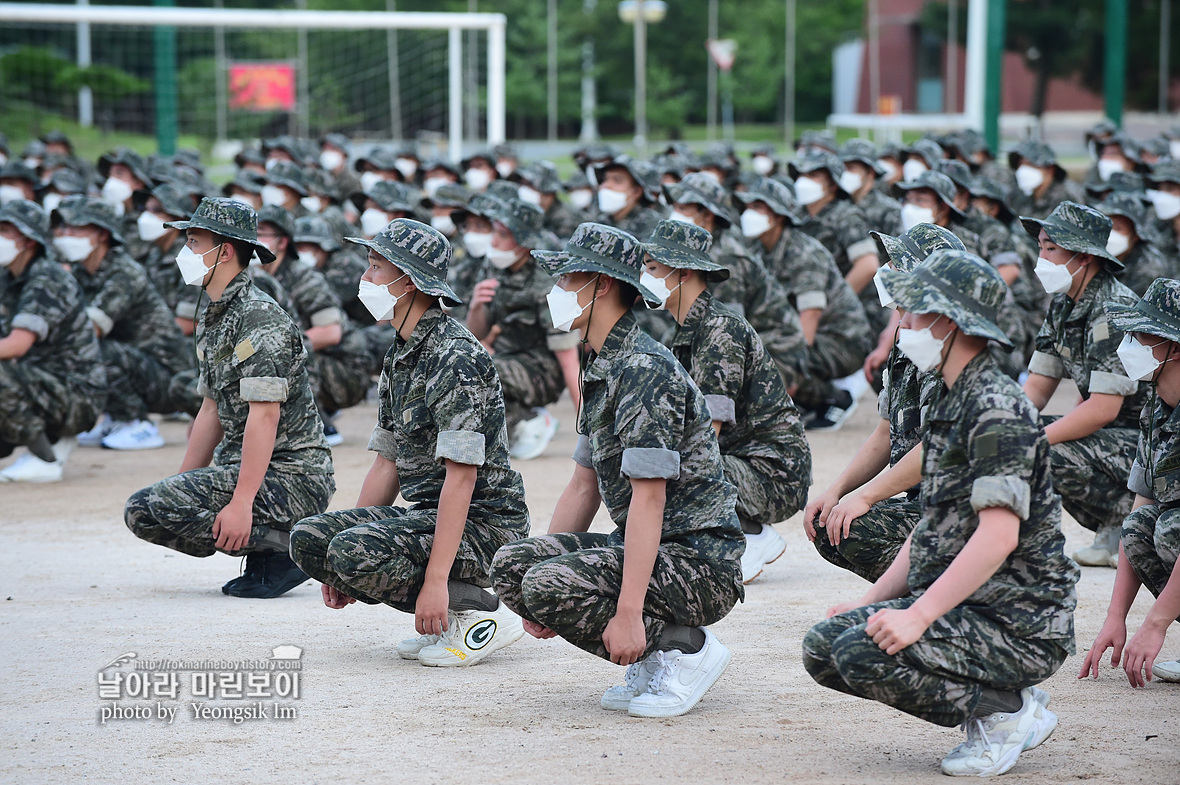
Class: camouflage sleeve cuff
1089,370,1138,397
11,313,49,341
310,307,344,327
573,434,594,468
846,238,879,261
239,376,290,402
368,425,398,462
796,291,828,312
547,331,581,352
1028,350,1065,378
877,388,890,419
1128,460,1152,497
621,447,681,480
992,251,1022,269
85,306,114,338
435,430,486,466
970,475,1031,520
196,377,210,398
175,301,198,320
704,394,736,425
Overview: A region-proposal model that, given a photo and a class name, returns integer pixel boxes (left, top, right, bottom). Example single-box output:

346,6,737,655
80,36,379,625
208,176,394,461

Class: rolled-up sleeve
1028,350,1065,379
436,430,486,466
572,433,594,468
1127,459,1151,497
368,424,398,462
621,447,681,480
1089,370,1139,397
704,394,736,425
239,376,289,402
11,312,49,341
971,475,1031,520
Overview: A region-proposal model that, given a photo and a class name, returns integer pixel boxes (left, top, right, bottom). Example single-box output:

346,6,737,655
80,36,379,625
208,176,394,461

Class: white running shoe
601,653,660,711
396,633,441,660
740,525,787,584
510,408,559,461
1073,525,1120,568
627,628,732,718
417,600,525,667
1152,660,1180,682
101,419,165,450
940,688,1054,777
0,452,64,483
76,414,117,447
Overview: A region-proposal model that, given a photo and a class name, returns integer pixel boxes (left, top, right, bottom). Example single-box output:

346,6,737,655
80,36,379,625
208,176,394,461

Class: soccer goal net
0,3,505,161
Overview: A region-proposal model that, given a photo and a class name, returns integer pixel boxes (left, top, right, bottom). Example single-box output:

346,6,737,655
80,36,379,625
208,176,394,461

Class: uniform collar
207,270,252,314
584,310,638,383
1058,268,1113,324
928,350,991,421
670,288,714,349
393,306,446,367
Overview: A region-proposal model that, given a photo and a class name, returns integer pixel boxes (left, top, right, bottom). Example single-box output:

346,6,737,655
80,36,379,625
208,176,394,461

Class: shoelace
646,651,683,695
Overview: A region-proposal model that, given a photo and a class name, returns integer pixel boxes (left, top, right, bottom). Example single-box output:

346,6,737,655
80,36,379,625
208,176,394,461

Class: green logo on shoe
466,619,497,650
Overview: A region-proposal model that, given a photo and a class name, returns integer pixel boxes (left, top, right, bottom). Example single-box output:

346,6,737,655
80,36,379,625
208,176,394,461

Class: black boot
226,552,309,599
221,552,267,595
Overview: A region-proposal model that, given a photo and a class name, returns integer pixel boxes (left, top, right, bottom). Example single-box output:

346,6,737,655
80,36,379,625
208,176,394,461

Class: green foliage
0,46,73,106
55,64,150,104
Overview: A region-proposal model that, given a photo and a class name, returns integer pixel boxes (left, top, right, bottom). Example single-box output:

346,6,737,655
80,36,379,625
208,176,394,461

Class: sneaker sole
102,438,166,450
1023,707,1057,752
627,645,732,718
1151,662,1180,682
600,688,640,712
418,623,525,667
510,419,560,462
808,401,858,432
741,538,787,584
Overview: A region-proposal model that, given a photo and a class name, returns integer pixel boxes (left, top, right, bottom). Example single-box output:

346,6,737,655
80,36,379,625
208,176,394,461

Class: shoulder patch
234,338,256,363
1091,318,1109,343
974,430,999,459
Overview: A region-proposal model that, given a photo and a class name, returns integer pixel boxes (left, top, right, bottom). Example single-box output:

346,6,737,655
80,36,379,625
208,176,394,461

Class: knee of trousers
1122,504,1161,543
518,560,578,623
801,621,843,681
490,542,529,594
323,528,382,581
830,626,893,689
123,486,160,537
288,520,332,568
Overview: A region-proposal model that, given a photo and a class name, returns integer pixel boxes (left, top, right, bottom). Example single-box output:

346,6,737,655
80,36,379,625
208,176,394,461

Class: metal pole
784,0,795,145
963,0,985,130
153,0,178,155
1161,0,1171,114
947,0,957,112
983,0,1006,151
1105,0,1128,127
487,16,506,143
466,0,479,143
579,0,598,142
387,0,403,140
296,0,309,137
634,0,647,154
214,0,227,145
868,0,880,115
706,0,718,142
77,0,93,128
548,0,558,143
449,27,463,161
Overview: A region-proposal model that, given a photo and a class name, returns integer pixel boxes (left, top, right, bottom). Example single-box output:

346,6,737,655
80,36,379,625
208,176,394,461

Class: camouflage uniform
448,193,503,321
796,197,884,334
1008,177,1086,222
804,252,1078,727
595,156,665,242
1121,393,1180,600
857,188,903,236
1097,193,1177,298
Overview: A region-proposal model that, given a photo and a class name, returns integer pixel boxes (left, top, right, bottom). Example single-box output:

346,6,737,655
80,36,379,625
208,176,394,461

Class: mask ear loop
574,273,602,436
191,242,225,365
1144,340,1177,484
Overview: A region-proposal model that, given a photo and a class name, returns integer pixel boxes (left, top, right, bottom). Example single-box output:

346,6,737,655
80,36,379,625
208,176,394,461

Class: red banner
228,62,296,112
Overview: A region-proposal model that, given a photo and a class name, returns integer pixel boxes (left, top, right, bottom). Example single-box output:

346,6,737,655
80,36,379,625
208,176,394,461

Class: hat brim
870,231,920,274
54,210,125,247
532,249,664,305
662,183,734,227
345,236,461,307
164,216,276,265
1106,299,1180,344
879,266,1013,347
733,189,797,222
293,234,342,252
891,181,966,218
1019,216,1123,271
640,243,729,282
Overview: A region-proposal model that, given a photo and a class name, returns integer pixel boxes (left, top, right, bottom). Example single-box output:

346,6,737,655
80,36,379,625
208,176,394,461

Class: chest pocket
206,341,250,393
922,440,973,505
396,396,433,439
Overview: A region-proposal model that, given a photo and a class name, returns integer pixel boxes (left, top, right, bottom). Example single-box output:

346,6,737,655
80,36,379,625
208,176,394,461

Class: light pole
618,0,666,155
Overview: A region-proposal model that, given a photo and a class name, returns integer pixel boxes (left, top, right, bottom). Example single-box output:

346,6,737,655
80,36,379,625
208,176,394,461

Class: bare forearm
549,464,601,533
617,479,665,615
232,401,280,506
179,398,222,472
0,328,36,359
555,348,582,411
830,419,893,497
1022,373,1059,411
425,461,478,584
856,443,921,505
1044,394,1122,444
800,308,822,345
465,304,491,340
305,323,342,351
861,534,912,604
357,454,400,506
845,253,879,294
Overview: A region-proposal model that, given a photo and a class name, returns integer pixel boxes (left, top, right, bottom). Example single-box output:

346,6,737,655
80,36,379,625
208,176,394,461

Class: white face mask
101,177,134,213
265,158,279,171
639,268,680,310
430,214,456,236
1171,140,1180,160
394,157,418,180
487,246,520,270
320,149,345,172
464,167,492,191
261,185,288,207
462,231,492,258
22,157,40,170
229,192,256,207
1014,164,1045,195
297,249,320,267
897,317,949,373
423,177,449,199
902,159,928,182
361,208,391,238
41,192,64,213
740,209,772,238
1033,254,1080,294
495,161,515,179
174,243,221,286
751,155,774,176
360,171,385,193
0,184,26,205
137,212,168,242
597,187,629,215
53,235,94,263
0,152,6,166
568,189,594,211
900,203,936,232
838,170,864,195
518,186,542,206
1149,189,1180,221
873,267,896,309
793,176,825,206
668,209,697,226
0,235,20,267
1106,229,1131,257
878,159,899,180
1097,158,1126,182
1117,334,1165,382
300,195,324,214
357,273,408,322
546,278,595,332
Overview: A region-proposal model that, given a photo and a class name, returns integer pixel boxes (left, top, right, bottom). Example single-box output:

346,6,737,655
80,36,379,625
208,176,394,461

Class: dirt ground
2,384,1176,784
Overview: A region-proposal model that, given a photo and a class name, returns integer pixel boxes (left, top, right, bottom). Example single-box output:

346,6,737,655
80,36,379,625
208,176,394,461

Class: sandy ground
2,384,1177,784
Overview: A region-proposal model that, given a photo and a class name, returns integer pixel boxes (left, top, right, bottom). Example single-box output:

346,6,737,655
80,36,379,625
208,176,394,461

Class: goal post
0,2,506,161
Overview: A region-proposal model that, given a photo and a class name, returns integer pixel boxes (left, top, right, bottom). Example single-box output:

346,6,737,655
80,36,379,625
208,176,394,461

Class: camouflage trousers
495,349,564,432
490,532,741,662
1122,505,1180,617
100,340,179,421
812,496,920,583
802,598,1069,727
722,452,809,528
0,360,103,449
1042,415,1137,533
792,328,871,410
309,351,371,415
124,466,335,558
290,506,517,613
169,368,202,418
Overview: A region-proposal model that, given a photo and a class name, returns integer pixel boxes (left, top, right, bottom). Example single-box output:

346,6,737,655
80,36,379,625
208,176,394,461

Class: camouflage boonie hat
893,170,965,218
788,151,849,196
532,222,661,304
879,249,1012,346
902,138,944,170
0,199,51,249
52,195,125,246
354,146,401,175
935,159,974,192
266,160,308,196
653,153,689,180
1107,278,1180,345
262,135,305,165
1086,170,1144,198
1096,131,1144,167
0,162,38,185
640,219,728,282
664,172,738,227
223,170,266,197
839,138,885,175
304,167,340,201
461,148,496,169
573,142,619,168
491,198,545,249
451,193,505,226
164,196,275,264
422,158,462,179
871,223,966,275
38,168,88,198
733,176,799,222
133,182,194,220
1140,135,1171,160
41,129,74,152
293,214,342,252
751,142,779,160
563,170,591,192
486,179,520,203
794,129,837,154
948,129,990,158
319,132,350,152
234,147,265,170
20,139,46,162
1007,140,1066,180
966,175,1015,224
595,155,660,203
345,218,459,306
257,205,296,243
173,148,204,175
423,182,470,209
1098,192,1151,239
516,161,562,194
1085,119,1119,144
1020,200,1122,270
1148,159,1180,187
351,179,416,214
98,146,151,184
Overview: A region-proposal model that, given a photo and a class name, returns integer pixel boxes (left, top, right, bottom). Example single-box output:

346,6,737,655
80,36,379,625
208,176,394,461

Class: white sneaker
0,452,64,483
76,414,117,447
510,408,559,461
52,437,76,463
940,688,1054,777
1152,660,1180,682
1073,525,1120,568
396,633,441,660
627,628,731,718
740,525,787,584
417,601,524,667
101,419,165,450
601,653,660,711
